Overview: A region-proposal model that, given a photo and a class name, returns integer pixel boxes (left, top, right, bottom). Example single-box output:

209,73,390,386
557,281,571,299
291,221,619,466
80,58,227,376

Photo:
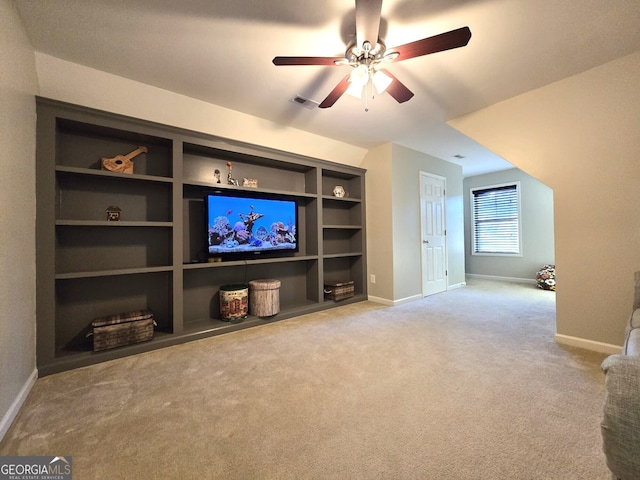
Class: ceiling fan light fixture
346,64,369,98
349,64,369,87
372,69,392,94
346,80,364,99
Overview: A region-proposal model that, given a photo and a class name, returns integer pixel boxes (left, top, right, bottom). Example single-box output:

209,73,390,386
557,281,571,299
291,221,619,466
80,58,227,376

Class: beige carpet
1,278,611,479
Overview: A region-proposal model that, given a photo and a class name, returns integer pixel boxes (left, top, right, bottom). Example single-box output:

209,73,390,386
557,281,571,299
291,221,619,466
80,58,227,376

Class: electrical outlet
370,274,376,284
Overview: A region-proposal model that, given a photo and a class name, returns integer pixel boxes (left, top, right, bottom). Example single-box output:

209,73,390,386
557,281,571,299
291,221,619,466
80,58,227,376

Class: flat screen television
206,191,298,260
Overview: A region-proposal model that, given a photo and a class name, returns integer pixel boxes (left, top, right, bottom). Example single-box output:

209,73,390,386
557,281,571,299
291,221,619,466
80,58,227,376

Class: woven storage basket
90,309,155,352
324,281,355,301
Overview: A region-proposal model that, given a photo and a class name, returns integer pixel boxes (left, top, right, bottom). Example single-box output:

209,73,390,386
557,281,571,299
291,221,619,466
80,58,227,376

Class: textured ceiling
14,0,640,176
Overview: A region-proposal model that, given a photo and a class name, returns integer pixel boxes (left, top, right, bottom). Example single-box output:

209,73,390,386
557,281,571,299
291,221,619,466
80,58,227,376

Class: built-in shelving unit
35,98,367,375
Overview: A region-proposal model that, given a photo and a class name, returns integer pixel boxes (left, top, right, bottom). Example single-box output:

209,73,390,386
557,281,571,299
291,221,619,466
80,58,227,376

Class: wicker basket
89,309,155,352
324,281,355,301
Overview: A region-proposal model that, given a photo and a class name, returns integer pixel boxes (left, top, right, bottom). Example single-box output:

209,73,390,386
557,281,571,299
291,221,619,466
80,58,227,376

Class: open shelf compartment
323,227,363,256
55,225,172,275
56,171,172,222
56,118,173,178
183,142,317,195
323,256,365,299
182,259,320,325
55,271,172,354
322,169,363,200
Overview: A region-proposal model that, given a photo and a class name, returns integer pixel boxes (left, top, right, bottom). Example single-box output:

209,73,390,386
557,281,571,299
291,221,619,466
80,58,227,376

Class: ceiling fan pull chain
364,82,368,112
365,80,370,112
371,75,376,102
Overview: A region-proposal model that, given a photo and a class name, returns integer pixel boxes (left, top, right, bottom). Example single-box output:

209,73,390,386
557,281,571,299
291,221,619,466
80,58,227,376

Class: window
471,183,521,255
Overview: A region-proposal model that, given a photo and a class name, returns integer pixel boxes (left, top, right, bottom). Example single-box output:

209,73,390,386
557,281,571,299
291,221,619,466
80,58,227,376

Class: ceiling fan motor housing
345,39,386,64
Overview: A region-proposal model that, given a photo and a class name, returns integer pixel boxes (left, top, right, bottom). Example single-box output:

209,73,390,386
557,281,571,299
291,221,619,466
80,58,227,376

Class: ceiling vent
290,95,319,110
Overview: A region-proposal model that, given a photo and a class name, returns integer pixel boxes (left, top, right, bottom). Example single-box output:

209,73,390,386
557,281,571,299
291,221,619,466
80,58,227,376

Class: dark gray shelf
56,220,173,227
55,266,174,280
322,293,368,305
56,165,173,183
38,331,175,377
183,179,317,200
322,224,363,229
183,255,319,270
36,97,367,375
323,252,364,259
321,195,362,202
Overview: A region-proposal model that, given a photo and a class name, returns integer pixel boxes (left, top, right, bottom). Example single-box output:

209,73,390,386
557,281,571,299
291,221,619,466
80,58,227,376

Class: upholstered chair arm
601,355,640,480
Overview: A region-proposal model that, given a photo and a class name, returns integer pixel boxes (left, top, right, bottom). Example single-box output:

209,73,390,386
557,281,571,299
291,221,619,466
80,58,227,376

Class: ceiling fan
272,0,471,109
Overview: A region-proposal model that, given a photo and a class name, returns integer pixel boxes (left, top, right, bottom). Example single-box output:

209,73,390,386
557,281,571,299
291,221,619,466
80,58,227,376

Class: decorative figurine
226,162,239,186
214,169,221,184
242,178,258,188
106,205,122,221
333,185,346,198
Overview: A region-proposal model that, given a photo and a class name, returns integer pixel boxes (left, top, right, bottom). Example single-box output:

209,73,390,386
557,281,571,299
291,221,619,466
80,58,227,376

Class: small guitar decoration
101,146,147,174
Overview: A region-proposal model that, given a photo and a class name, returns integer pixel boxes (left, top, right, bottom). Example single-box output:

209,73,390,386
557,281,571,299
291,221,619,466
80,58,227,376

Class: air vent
290,95,319,110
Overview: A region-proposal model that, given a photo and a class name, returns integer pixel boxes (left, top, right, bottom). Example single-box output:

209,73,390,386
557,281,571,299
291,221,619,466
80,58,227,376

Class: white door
420,172,447,297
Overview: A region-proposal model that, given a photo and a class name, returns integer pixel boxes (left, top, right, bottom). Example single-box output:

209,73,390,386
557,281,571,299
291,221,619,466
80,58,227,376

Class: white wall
451,51,640,350
363,143,465,304
0,0,39,439
34,53,367,168
464,168,555,281
362,144,394,301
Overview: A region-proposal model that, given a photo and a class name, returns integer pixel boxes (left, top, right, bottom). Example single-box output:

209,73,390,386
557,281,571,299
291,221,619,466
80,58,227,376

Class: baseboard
367,295,394,306
367,294,423,306
466,274,536,285
368,286,468,305
0,368,37,442
394,294,423,305
554,334,622,355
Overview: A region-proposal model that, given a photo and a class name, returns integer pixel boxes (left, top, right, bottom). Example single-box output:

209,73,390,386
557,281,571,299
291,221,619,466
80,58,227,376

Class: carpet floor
0,278,612,479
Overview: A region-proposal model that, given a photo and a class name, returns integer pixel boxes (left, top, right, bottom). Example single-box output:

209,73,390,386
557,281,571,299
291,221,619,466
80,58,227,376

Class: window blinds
472,184,520,254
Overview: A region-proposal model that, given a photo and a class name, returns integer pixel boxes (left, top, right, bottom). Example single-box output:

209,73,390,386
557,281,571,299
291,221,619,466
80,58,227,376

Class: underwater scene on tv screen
207,195,297,255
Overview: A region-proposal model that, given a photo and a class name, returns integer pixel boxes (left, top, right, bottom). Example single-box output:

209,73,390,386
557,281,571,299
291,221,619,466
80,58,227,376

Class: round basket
220,284,248,322
248,279,281,317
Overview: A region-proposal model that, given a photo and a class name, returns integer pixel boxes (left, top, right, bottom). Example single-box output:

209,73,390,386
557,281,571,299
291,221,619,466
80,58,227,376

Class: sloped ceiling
14,0,640,176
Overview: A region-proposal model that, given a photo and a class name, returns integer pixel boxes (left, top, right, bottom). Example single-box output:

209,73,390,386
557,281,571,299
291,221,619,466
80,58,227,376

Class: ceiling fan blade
272,56,344,66
355,0,383,48
319,75,351,109
378,69,414,103
389,26,472,61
